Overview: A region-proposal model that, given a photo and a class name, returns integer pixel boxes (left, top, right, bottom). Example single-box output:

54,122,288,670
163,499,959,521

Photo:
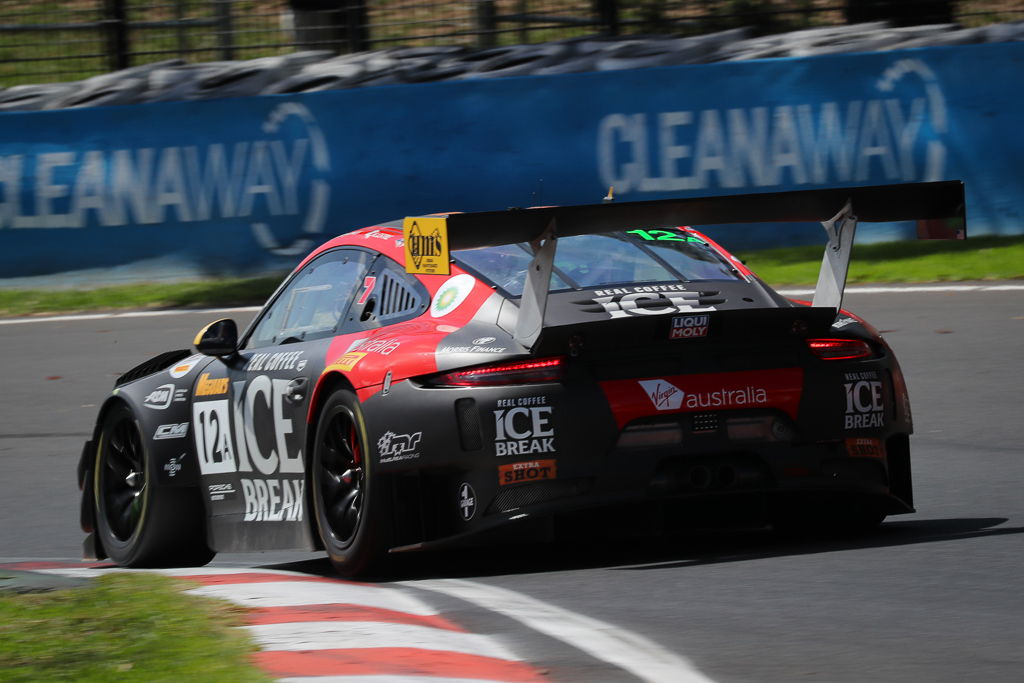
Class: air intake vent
377,271,421,322
116,349,191,387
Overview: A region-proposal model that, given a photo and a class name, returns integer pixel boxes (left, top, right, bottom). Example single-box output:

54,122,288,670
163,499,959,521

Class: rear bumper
386,433,914,553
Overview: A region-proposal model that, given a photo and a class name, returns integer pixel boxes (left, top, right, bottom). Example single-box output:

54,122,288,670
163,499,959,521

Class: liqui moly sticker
670,314,709,339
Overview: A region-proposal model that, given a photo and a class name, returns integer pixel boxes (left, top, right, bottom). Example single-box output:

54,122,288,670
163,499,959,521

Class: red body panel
600,368,805,429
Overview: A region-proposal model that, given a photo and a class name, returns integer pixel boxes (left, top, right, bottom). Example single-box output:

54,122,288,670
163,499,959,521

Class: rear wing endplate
403,181,966,348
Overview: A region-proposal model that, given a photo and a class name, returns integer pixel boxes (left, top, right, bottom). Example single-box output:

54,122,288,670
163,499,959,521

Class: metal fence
2,1,1022,85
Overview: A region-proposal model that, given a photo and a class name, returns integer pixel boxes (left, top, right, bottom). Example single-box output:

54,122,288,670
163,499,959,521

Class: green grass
0,573,271,683
0,275,282,318
736,234,1024,285
0,235,1021,318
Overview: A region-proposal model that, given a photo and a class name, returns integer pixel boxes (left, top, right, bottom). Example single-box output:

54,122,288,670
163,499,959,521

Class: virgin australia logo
638,379,683,410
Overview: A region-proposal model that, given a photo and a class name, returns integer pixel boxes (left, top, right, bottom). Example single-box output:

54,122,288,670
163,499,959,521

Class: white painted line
35,567,127,578
245,621,521,660
153,567,324,578
0,306,260,326
778,284,1024,296
37,566,316,579
186,580,438,616
405,579,714,683
277,677,505,683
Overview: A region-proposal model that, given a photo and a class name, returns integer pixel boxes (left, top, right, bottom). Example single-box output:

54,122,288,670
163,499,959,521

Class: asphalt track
0,286,1021,681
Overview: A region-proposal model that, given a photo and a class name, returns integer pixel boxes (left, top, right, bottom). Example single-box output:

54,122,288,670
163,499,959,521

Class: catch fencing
2,1,1023,85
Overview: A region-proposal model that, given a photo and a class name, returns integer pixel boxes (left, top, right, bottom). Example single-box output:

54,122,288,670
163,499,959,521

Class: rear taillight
424,357,566,387
807,338,873,360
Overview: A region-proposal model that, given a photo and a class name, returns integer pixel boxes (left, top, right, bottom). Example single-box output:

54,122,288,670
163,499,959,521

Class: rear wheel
93,402,213,567
312,390,390,577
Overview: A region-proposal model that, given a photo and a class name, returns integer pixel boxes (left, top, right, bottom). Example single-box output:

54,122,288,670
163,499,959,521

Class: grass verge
0,275,282,318
736,234,1024,285
0,573,270,683
0,235,1021,318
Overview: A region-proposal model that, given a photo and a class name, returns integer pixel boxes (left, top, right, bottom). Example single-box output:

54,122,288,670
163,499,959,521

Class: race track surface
1,287,1021,681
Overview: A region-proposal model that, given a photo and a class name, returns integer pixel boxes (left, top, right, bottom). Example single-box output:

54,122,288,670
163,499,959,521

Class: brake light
425,357,566,386
807,338,873,360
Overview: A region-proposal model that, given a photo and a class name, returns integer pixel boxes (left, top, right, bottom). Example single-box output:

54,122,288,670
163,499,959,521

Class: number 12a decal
627,229,700,242
193,401,236,475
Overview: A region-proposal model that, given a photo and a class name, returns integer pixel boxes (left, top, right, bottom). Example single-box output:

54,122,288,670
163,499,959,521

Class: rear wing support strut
515,218,558,349
811,201,858,311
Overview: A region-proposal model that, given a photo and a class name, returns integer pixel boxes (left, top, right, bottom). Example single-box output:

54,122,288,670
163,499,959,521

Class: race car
77,181,966,576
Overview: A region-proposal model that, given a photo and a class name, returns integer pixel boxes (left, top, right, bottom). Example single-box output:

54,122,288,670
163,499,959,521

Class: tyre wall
0,41,1020,282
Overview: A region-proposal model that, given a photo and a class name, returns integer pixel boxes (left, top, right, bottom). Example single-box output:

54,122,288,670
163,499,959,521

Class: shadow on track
260,516,1016,582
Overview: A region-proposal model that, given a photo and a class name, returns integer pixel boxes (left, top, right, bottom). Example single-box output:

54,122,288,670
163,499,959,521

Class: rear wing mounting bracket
514,218,557,349
812,200,858,312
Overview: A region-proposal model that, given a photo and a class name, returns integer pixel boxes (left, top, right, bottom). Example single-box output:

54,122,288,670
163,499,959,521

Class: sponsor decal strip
604,368,804,429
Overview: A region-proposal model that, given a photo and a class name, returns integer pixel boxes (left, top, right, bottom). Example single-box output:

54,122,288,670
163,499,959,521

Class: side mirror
194,319,239,358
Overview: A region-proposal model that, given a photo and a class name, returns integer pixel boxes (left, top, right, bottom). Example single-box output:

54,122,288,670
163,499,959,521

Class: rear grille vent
486,478,594,515
377,272,421,322
690,412,719,433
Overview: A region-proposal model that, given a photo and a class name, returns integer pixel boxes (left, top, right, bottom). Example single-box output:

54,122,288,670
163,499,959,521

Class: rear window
454,228,740,296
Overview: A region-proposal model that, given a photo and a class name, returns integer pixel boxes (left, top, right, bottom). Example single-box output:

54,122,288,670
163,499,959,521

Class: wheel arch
304,371,358,549
78,394,130,560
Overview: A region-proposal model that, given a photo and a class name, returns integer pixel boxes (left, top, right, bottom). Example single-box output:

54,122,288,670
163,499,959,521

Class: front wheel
93,402,214,567
311,390,391,577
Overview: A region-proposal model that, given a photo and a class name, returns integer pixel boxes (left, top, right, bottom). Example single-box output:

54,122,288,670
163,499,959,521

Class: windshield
454,228,740,297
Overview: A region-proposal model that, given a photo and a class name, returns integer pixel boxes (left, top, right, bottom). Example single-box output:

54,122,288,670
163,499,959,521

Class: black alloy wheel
98,410,147,543
312,390,389,576
93,402,214,567
318,403,365,547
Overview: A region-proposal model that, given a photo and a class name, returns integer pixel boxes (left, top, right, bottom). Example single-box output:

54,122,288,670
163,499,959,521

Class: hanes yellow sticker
330,352,366,372
403,216,450,275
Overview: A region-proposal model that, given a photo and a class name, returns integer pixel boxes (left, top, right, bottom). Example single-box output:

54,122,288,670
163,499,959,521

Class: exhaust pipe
689,466,712,490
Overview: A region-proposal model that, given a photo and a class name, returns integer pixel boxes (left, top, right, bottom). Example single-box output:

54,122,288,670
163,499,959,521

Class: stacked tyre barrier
2,20,1023,112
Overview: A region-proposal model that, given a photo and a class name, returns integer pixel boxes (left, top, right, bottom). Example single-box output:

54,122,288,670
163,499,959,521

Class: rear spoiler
403,181,966,348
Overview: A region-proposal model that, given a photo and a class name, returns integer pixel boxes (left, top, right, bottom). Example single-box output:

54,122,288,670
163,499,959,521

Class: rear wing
403,181,966,348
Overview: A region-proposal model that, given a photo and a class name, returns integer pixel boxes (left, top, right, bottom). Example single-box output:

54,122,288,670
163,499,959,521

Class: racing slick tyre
312,390,391,577
93,402,214,567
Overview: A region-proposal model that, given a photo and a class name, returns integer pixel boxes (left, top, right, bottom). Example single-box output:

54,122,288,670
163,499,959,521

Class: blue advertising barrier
0,41,1021,281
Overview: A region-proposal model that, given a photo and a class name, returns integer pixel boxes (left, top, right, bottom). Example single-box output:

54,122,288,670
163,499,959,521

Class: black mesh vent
377,271,421,322
690,412,719,433
116,349,191,387
486,478,594,515
455,398,482,451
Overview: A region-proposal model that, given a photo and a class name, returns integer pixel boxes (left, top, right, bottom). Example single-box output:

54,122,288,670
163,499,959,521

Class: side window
245,249,372,349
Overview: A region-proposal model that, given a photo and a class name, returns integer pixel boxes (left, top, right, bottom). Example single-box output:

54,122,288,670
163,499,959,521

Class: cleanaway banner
0,41,1020,280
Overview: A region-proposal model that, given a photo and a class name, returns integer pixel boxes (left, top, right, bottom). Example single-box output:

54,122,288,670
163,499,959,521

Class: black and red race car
78,181,965,576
